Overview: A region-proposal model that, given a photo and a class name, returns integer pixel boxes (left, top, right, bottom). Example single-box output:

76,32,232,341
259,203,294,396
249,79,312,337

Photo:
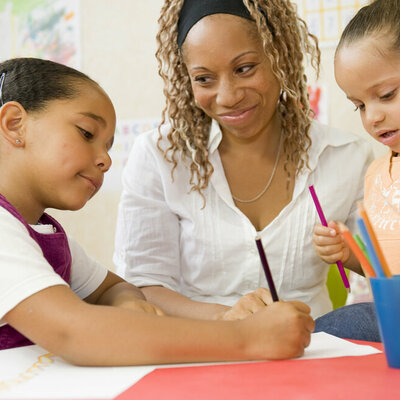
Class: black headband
177,0,254,48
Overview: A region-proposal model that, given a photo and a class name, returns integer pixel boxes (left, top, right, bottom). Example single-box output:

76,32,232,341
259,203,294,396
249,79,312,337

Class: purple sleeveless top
0,194,71,350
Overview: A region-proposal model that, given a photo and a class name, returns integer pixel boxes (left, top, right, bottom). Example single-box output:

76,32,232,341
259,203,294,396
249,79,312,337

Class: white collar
207,119,359,165
207,119,223,154
306,121,359,174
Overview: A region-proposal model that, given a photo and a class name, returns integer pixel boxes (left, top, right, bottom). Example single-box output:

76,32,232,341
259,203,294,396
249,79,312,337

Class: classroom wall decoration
0,0,80,68
103,119,160,192
308,84,328,124
293,0,369,48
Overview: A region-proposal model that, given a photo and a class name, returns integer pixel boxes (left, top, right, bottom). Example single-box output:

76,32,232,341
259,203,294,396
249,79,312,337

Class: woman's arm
113,132,184,302
142,285,274,320
85,271,165,315
141,285,229,319
4,285,314,366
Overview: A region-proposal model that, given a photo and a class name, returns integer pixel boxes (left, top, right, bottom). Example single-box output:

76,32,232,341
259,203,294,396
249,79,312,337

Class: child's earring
15,139,22,145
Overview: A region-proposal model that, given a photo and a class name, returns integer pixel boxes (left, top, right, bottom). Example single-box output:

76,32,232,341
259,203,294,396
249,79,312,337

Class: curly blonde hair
155,0,320,197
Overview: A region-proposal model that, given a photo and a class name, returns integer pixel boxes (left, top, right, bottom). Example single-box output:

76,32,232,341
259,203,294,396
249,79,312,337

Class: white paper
156,332,381,369
0,346,155,399
301,332,381,359
0,333,381,399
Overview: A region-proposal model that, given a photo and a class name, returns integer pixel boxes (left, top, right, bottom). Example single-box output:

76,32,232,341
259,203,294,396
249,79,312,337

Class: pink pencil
308,185,351,292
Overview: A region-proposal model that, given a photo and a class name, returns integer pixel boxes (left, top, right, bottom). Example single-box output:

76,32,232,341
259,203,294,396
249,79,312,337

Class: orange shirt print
364,152,400,274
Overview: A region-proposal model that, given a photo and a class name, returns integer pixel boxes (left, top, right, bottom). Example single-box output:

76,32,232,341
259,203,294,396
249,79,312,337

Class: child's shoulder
365,151,391,178
0,206,28,234
0,206,43,269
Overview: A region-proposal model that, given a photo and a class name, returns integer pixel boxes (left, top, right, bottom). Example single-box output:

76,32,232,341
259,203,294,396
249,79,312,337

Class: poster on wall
308,84,328,124
293,0,369,48
103,119,160,192
0,0,80,68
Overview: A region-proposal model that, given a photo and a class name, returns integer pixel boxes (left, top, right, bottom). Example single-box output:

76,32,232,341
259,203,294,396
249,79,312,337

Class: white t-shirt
0,207,107,326
114,120,374,318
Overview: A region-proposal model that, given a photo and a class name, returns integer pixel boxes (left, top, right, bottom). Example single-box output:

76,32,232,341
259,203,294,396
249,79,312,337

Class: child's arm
84,271,164,315
4,285,314,366
312,221,363,275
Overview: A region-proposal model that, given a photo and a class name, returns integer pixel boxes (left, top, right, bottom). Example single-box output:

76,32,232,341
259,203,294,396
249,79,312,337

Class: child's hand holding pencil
312,220,352,267
308,185,352,290
312,221,364,277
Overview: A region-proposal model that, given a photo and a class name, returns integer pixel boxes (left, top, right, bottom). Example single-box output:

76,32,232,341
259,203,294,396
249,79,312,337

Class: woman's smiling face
182,13,281,141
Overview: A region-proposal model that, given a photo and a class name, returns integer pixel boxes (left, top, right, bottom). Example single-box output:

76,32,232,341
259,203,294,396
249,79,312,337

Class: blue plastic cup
370,275,400,368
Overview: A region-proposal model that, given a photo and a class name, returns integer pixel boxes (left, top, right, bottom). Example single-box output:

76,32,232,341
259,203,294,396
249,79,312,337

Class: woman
114,0,373,320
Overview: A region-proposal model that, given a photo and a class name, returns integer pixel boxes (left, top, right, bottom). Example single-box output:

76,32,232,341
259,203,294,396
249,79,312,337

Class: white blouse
114,121,373,318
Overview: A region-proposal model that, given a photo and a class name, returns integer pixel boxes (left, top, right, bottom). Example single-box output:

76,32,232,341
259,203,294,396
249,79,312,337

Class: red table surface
115,341,400,400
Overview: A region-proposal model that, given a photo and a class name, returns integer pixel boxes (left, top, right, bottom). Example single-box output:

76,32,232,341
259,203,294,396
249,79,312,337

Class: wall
49,1,386,272
48,0,165,271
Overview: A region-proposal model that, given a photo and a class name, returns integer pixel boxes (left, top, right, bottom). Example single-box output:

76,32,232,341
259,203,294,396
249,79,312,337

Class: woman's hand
218,288,272,321
114,298,165,316
312,220,350,265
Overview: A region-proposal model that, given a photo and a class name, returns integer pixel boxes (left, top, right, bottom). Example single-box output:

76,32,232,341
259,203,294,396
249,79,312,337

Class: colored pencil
354,234,371,263
308,185,351,291
357,218,385,278
255,236,279,302
341,229,376,278
357,202,392,277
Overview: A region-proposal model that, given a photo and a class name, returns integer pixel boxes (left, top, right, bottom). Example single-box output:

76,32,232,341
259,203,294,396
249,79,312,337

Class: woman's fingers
221,288,272,320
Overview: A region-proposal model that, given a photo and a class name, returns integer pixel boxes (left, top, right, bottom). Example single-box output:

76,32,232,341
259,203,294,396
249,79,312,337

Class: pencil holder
370,275,400,368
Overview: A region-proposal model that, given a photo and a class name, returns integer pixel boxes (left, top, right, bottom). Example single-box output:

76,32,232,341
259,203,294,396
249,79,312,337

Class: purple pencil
255,236,279,302
308,185,351,292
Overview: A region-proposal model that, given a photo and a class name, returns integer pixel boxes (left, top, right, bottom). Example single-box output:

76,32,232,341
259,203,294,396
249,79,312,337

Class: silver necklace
232,131,283,204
